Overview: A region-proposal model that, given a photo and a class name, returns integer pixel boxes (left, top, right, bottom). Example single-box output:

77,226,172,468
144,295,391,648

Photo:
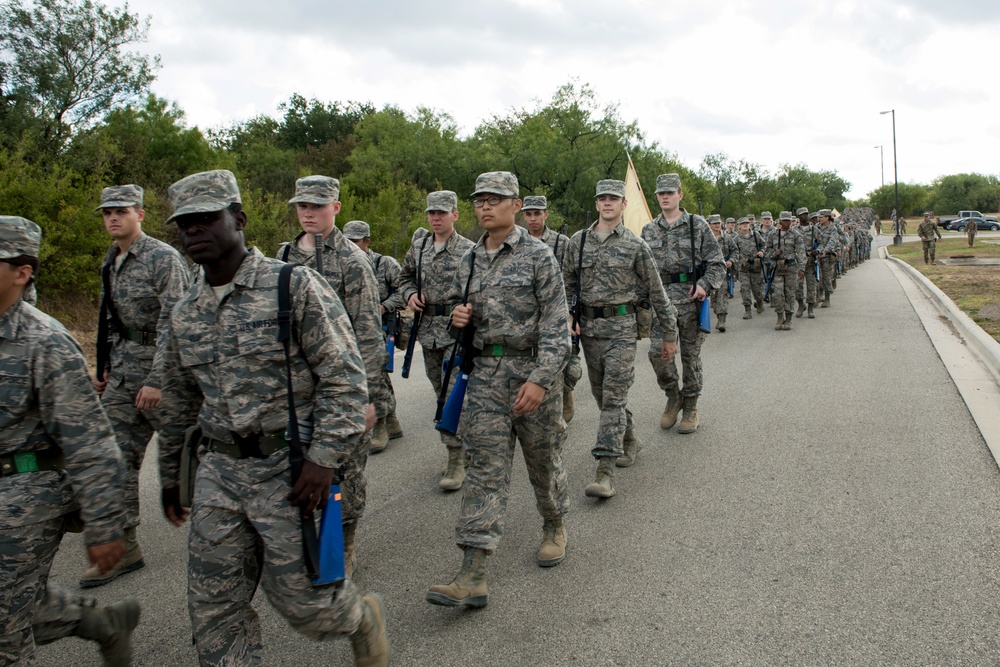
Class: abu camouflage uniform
366,246,406,421
0,217,127,665
534,222,582,394
734,223,766,309
763,219,807,318
448,222,570,552
159,249,369,666
98,220,189,530
813,213,841,297
711,226,740,316
563,196,677,459
398,212,475,453
641,205,725,398
278,177,383,526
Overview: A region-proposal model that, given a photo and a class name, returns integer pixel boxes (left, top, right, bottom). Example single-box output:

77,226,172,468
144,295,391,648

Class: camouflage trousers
455,362,569,552
711,286,729,315
102,379,160,530
968,232,976,247
739,269,763,307
422,346,462,450
581,335,635,458
820,256,837,294
340,429,370,525
371,368,397,421
188,451,364,666
0,515,87,665
921,240,937,262
649,302,707,398
797,258,819,304
770,271,800,315
564,349,582,391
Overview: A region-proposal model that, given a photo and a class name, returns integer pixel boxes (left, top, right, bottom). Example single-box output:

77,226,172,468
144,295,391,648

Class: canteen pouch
179,425,202,508
635,304,652,340
395,311,413,351
775,258,788,276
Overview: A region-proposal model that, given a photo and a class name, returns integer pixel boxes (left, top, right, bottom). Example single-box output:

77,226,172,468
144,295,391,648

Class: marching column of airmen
0,165,877,666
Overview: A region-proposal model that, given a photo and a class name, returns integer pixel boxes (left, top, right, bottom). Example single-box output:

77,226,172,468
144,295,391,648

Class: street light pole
880,110,901,246
874,145,884,188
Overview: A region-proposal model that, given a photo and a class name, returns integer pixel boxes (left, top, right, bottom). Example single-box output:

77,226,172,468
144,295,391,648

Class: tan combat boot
343,521,357,577
562,385,575,423
716,313,726,332
774,313,784,330
821,296,830,308
426,546,489,607
660,390,682,430
584,458,615,499
743,305,752,320
677,396,699,434
384,412,403,440
75,596,141,667
369,418,389,454
796,299,806,318
80,527,144,588
350,593,389,667
616,427,642,468
439,447,465,492
537,517,567,567
781,313,792,331
755,300,764,314
807,304,815,319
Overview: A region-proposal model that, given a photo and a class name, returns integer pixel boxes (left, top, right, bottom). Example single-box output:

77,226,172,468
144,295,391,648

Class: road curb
884,248,1000,386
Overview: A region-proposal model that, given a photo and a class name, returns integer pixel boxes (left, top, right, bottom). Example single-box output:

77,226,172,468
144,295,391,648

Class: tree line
1,0,994,305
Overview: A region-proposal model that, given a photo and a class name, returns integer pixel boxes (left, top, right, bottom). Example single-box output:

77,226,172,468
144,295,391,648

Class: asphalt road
39,252,1000,666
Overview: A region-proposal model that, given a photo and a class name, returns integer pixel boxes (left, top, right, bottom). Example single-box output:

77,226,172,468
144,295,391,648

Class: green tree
0,0,159,151
867,182,930,219
929,173,1000,214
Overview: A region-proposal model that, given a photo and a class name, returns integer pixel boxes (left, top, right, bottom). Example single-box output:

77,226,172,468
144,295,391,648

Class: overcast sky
127,0,1000,199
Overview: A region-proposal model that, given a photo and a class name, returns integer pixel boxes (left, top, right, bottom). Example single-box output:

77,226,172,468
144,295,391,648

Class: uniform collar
104,232,149,265
0,299,24,341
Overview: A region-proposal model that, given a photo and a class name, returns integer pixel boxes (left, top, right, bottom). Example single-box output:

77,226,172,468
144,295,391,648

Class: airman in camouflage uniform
398,191,475,491
734,217,765,319
426,171,570,609
521,195,582,423
814,209,841,307
641,174,725,434
157,170,388,667
343,220,407,453
965,216,977,247
87,184,190,588
708,214,738,332
0,216,141,667
796,209,821,319
918,212,942,264
764,212,807,330
563,180,677,499
278,176,383,576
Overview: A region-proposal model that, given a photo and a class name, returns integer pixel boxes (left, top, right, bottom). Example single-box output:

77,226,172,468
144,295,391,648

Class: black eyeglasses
472,195,510,208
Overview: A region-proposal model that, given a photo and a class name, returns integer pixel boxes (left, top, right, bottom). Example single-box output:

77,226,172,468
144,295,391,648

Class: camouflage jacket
641,210,726,304
814,222,842,255
367,250,406,312
448,225,569,390
398,229,475,349
537,226,571,267
0,300,124,546
277,228,382,398
734,230,767,272
764,227,807,269
918,221,941,241
715,232,741,268
563,220,677,342
158,250,368,488
99,233,190,390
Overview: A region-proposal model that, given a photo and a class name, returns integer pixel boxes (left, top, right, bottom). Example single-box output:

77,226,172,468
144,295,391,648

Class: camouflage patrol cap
289,175,340,205
725,217,735,224
737,217,750,225
748,214,756,221
471,172,519,198
923,211,933,216
779,211,795,221
95,184,143,211
595,179,626,198
0,216,41,259
809,211,819,220
796,207,809,216
817,208,833,218
426,190,458,212
343,220,370,240
166,170,242,223
521,195,547,211
654,173,681,193
760,211,773,220
707,214,722,224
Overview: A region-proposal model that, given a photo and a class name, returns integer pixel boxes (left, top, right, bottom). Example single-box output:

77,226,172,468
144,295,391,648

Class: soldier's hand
774,248,782,256
689,284,708,302
725,260,732,268
451,304,472,329
135,386,161,411
92,370,108,396
513,381,545,417
161,487,189,526
365,403,376,434
798,270,805,279
288,461,334,516
756,251,763,258
570,321,580,337
660,340,677,362
87,539,125,574
407,293,425,313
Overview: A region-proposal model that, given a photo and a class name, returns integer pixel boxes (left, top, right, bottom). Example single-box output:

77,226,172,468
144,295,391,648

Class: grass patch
888,238,1000,343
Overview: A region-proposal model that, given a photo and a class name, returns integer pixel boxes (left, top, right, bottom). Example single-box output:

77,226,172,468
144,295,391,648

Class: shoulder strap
280,243,291,263
553,230,561,260
416,235,430,299
690,213,698,276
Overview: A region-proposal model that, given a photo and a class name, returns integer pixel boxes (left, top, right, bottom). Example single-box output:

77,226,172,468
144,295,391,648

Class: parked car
937,210,999,228
947,217,1000,231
